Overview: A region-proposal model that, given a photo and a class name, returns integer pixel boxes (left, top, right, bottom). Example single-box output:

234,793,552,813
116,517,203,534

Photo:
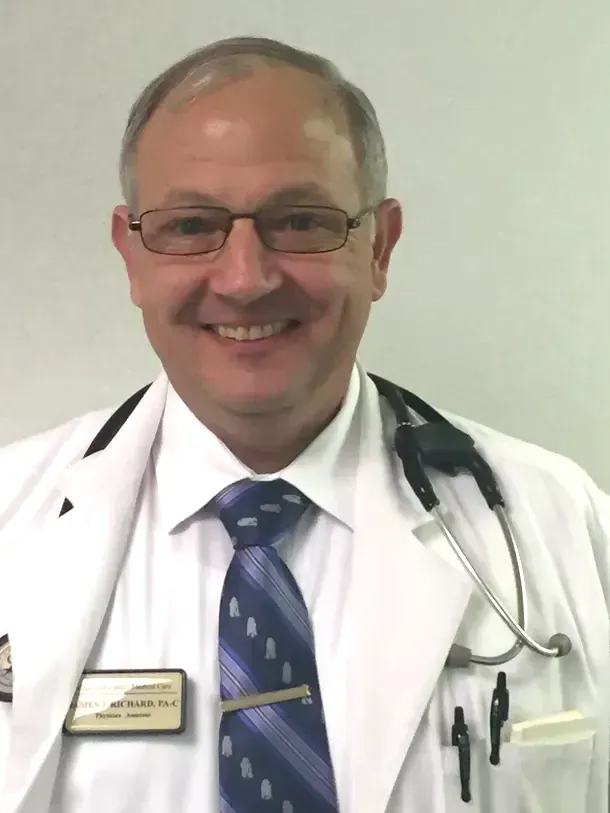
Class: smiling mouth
202,320,300,341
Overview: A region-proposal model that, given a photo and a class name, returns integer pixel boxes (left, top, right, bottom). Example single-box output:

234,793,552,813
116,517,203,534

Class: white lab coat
0,369,609,813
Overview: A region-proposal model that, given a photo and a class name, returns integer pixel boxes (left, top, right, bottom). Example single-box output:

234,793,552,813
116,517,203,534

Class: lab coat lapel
346,373,473,813
3,375,169,813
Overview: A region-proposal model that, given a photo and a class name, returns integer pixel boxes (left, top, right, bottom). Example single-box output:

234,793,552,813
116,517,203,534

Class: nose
207,217,282,304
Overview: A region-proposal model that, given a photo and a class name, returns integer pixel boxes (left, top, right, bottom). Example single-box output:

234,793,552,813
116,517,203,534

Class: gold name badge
64,669,186,735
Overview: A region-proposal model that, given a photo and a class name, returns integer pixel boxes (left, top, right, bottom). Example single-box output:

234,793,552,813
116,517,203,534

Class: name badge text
64,669,186,735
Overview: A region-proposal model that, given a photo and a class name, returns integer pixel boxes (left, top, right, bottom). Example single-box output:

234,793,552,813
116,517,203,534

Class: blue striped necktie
213,478,340,813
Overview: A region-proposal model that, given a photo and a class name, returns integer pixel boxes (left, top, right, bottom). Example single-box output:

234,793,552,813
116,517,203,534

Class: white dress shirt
50,368,363,812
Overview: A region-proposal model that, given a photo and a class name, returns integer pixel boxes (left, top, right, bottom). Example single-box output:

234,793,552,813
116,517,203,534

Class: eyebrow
156,183,340,210
157,190,224,208
264,184,339,207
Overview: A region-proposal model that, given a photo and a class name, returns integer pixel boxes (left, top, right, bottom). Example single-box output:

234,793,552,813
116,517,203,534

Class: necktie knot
212,478,311,550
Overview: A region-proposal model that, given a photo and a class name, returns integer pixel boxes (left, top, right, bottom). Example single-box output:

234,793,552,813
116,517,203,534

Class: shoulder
442,408,610,606
371,372,602,510
447,410,599,503
0,407,114,528
439,411,610,555
373,374,598,502
0,408,113,472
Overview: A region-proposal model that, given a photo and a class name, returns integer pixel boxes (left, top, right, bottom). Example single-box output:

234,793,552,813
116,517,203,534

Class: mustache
170,284,318,327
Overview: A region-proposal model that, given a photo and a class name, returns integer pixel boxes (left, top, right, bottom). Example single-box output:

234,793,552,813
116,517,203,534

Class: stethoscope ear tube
370,373,440,511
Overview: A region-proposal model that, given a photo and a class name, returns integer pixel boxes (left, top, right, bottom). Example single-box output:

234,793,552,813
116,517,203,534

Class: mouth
200,319,301,342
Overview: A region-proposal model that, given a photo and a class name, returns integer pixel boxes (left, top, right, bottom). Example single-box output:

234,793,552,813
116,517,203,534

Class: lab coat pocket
440,734,595,813
501,732,595,813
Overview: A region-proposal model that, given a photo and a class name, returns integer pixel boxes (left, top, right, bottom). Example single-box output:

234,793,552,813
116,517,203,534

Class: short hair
119,36,388,210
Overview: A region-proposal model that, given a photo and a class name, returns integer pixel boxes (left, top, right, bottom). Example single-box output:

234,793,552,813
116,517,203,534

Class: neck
171,374,350,473
215,411,336,474
203,399,343,473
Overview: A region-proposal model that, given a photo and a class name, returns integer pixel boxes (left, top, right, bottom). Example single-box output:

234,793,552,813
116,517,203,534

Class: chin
218,389,295,416
222,377,296,413
204,365,309,414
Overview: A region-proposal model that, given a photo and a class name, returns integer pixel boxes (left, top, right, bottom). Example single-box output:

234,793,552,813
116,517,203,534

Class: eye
288,213,321,231
270,211,325,232
165,216,218,236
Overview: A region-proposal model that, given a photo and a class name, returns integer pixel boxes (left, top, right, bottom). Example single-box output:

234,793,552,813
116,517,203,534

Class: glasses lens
259,206,348,253
141,208,230,255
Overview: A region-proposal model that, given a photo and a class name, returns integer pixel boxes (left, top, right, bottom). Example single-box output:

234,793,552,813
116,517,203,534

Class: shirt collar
153,367,362,534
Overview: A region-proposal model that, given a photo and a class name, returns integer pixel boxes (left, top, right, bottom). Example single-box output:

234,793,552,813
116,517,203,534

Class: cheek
287,246,368,302
317,252,376,315
131,256,197,314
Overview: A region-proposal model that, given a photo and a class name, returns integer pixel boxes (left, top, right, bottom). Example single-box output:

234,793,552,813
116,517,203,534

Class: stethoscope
368,374,572,668
59,373,573,671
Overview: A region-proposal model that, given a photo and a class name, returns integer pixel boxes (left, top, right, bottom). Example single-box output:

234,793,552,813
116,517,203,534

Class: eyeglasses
128,205,369,256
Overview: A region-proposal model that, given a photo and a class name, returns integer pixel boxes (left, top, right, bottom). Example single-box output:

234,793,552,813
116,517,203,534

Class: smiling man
1,35,610,813
112,51,401,471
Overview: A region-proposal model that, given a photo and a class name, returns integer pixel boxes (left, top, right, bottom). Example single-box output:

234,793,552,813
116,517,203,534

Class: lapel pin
0,635,12,703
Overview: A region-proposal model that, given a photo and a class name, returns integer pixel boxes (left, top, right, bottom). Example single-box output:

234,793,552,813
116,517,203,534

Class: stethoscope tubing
437,504,572,666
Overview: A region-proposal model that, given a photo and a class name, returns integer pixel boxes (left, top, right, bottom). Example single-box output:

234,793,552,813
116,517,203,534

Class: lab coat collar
344,370,473,813
155,364,361,534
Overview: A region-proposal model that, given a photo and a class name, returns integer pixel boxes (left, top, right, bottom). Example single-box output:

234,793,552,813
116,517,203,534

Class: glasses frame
128,204,373,256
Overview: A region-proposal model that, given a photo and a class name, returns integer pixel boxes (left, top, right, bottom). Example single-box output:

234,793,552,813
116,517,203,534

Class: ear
111,205,143,307
371,198,403,301
111,205,132,259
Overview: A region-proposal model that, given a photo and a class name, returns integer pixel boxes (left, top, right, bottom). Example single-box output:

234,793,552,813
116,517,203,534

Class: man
0,35,609,813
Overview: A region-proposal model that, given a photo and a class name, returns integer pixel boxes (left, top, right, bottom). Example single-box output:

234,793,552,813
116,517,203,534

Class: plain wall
1,1,609,486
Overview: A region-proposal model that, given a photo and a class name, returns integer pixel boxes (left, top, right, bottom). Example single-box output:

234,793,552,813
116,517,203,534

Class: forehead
134,67,361,209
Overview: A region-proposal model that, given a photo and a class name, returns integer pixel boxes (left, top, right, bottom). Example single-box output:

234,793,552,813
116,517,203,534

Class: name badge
64,669,187,735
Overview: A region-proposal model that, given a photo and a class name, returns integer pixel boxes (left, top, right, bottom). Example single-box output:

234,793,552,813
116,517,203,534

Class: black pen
451,706,472,803
489,671,509,765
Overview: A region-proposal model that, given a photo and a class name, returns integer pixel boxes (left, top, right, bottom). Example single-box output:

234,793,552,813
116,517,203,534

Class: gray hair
119,36,388,211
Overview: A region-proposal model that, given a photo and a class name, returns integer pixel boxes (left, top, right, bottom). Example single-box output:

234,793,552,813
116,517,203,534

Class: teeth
213,321,290,341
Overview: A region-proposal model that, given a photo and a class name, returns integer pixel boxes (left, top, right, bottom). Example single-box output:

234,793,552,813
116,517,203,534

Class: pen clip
451,706,472,803
489,671,509,766
496,671,509,721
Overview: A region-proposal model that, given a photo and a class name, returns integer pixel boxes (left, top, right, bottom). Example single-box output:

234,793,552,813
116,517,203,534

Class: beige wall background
1,1,609,485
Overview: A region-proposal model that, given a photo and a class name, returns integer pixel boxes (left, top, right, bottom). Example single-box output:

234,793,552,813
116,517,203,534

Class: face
112,66,402,424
